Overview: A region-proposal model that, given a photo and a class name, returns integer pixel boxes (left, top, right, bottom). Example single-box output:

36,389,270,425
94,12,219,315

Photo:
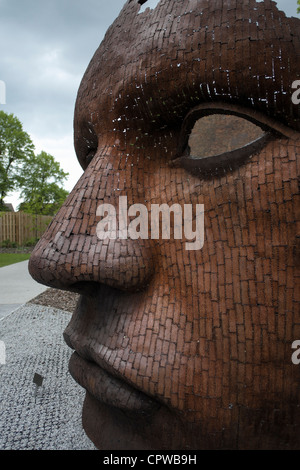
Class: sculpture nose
28,157,155,294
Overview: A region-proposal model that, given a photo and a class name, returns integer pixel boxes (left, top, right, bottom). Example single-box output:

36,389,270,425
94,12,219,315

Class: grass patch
0,253,31,268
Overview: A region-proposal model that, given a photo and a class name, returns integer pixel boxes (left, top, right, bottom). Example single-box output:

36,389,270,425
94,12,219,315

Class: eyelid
170,102,293,177
170,132,272,176
175,102,294,156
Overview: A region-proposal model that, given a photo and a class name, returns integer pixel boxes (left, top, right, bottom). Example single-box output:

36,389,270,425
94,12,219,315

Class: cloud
1,0,125,133
0,0,126,205
0,0,298,208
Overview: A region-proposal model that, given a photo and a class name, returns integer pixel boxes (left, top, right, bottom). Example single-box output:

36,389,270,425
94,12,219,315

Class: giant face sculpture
29,0,300,450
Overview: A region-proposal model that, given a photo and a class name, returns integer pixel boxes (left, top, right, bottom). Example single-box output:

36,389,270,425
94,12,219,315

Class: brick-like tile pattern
29,0,300,449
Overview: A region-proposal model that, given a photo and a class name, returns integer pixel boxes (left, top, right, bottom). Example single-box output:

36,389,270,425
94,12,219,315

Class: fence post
0,211,52,246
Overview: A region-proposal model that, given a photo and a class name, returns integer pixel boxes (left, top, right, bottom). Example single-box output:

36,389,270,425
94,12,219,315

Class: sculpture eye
171,110,278,177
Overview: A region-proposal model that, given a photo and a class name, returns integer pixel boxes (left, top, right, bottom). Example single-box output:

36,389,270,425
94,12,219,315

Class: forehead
74,0,300,143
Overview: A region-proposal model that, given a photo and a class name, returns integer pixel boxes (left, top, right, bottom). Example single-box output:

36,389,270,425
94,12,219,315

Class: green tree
298,0,300,13
18,151,69,216
0,111,35,210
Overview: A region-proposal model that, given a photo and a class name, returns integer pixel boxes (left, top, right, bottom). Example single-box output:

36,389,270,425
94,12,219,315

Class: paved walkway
0,303,95,450
0,260,48,320
0,260,95,450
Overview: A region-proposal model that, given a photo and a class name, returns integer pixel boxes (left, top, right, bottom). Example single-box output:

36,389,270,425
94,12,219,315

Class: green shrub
0,239,18,248
24,237,40,247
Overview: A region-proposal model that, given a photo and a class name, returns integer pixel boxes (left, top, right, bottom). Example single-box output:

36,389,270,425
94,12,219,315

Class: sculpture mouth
69,352,160,415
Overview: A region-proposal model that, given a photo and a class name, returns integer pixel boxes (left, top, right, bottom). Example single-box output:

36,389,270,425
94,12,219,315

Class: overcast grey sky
0,0,298,208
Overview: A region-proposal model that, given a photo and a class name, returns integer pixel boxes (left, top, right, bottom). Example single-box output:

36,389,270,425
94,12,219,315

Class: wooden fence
0,212,52,245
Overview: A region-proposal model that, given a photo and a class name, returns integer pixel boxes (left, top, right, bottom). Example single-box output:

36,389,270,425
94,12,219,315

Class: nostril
69,281,100,296
68,281,126,300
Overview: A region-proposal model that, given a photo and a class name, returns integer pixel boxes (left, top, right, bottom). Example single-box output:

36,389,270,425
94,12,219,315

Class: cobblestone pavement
0,304,95,450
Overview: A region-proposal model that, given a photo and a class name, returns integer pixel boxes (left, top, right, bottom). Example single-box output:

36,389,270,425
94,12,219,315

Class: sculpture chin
82,392,195,451
82,392,300,450
82,393,153,450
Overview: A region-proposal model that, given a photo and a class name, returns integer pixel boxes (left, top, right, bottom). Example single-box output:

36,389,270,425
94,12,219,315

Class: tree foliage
298,0,300,14
18,151,69,215
0,111,34,209
0,110,69,215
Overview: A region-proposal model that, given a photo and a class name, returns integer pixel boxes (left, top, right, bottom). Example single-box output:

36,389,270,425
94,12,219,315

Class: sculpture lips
69,352,159,414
